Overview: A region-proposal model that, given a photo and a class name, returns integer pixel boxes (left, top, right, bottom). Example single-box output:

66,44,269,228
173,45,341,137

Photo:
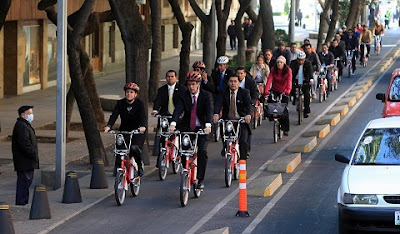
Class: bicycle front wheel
273,120,278,143
180,171,190,207
158,151,168,181
297,96,303,125
172,155,182,174
114,170,126,206
130,176,140,197
224,155,233,187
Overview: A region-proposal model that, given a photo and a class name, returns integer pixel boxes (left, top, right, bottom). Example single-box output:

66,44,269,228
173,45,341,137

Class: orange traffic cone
236,160,249,217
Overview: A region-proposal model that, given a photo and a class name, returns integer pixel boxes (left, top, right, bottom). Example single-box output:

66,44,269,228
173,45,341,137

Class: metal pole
55,0,67,189
290,0,296,42
211,0,216,64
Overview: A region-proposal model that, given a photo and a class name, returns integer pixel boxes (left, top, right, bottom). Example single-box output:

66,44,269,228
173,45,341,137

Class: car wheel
338,209,349,234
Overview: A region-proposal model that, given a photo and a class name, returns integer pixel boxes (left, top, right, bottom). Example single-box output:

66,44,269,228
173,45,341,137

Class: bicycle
213,111,222,142
156,115,181,181
318,65,328,103
374,35,382,55
294,84,304,125
218,118,244,187
108,129,143,206
331,58,340,90
346,49,355,78
360,42,369,67
179,129,208,207
265,93,286,143
251,87,264,129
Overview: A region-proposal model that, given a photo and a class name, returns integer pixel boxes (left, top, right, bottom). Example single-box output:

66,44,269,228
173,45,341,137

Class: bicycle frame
158,116,180,167
179,131,200,187
361,42,369,67
346,50,355,77
375,35,381,53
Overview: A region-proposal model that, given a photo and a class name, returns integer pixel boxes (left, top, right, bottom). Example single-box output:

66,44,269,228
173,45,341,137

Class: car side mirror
335,154,350,164
376,93,385,103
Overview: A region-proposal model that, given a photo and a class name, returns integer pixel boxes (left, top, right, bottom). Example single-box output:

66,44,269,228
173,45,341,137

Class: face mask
26,114,34,123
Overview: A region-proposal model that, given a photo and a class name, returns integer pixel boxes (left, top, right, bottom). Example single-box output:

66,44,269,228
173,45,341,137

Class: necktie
190,95,197,130
219,72,224,91
168,87,174,114
229,91,236,120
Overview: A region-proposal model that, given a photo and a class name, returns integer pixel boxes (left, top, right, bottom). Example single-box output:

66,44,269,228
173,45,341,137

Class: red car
376,68,400,117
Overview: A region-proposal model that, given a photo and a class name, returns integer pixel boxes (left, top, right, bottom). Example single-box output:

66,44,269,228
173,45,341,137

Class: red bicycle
179,130,207,207
219,118,244,187
251,83,264,129
108,129,143,206
157,115,181,180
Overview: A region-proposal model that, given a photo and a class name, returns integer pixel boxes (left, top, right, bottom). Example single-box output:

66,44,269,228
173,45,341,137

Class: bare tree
345,0,360,29
261,0,275,52
325,0,339,44
245,6,263,62
234,0,252,67
0,0,11,31
189,0,213,74
317,0,333,51
168,0,194,84
216,0,232,58
149,0,162,102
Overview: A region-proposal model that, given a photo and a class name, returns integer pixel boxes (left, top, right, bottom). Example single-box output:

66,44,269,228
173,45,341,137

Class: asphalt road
52,30,400,234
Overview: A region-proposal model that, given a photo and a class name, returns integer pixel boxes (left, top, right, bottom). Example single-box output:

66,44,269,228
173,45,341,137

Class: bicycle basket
266,103,286,118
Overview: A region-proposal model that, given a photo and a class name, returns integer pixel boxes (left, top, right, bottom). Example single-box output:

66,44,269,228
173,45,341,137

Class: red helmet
192,61,206,69
124,82,140,92
186,71,202,82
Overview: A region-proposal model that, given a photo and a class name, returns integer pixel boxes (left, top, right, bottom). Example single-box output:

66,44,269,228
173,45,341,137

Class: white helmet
297,51,306,59
217,56,229,65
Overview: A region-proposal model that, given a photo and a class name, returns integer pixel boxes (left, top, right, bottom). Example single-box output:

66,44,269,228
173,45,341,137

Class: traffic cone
0,202,15,234
29,185,51,220
62,171,82,203
90,158,108,189
236,160,250,217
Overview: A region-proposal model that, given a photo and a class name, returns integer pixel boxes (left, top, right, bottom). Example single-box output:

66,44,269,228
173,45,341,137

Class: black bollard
0,202,15,234
90,158,108,189
62,171,82,203
29,185,51,220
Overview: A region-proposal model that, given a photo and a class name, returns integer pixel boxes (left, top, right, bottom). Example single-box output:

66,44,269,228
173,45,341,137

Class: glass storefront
22,25,41,87
47,24,57,81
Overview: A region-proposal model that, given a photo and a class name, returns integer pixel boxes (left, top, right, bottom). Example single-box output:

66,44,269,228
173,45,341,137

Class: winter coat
12,117,39,171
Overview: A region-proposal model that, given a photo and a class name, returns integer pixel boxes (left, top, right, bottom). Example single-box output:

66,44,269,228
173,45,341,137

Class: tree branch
188,0,208,23
0,0,11,31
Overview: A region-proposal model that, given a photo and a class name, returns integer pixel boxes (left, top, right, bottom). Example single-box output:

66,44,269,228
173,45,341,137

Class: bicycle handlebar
107,129,144,135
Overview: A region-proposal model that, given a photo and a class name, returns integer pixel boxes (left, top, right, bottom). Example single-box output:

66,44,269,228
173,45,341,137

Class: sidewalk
0,32,310,233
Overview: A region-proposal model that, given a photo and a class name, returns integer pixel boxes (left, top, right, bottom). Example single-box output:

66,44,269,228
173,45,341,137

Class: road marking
242,50,398,234
186,45,397,234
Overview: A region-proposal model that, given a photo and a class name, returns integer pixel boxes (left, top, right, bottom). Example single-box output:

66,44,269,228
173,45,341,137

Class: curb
316,113,341,126
335,97,356,107
287,137,317,153
266,153,301,173
303,124,330,139
327,105,349,116
247,174,282,197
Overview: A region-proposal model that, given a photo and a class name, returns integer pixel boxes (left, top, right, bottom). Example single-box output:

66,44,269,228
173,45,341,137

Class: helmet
297,51,306,59
124,82,140,91
192,61,206,69
216,56,229,65
185,71,202,82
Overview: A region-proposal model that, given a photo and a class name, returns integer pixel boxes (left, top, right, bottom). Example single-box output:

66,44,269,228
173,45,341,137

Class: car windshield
389,77,400,101
352,128,400,165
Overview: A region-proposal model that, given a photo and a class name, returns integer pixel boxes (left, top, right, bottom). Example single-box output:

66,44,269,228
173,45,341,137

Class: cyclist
273,41,291,65
211,56,235,97
250,54,270,84
236,67,260,105
264,49,276,69
169,71,213,189
213,75,252,160
359,24,372,64
104,83,146,177
192,61,215,93
290,51,313,118
264,56,292,136
300,38,316,53
289,42,300,63
334,33,347,54
343,29,359,75
329,39,345,79
303,43,321,99
318,43,335,96
372,19,385,49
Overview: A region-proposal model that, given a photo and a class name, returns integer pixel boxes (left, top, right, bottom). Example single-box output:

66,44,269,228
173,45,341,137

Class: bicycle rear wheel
319,87,323,103
172,155,181,174
297,95,303,125
214,124,220,142
130,176,140,197
347,65,351,78
158,151,168,180
114,170,126,206
224,155,233,187
180,171,190,207
273,120,278,143
233,155,240,180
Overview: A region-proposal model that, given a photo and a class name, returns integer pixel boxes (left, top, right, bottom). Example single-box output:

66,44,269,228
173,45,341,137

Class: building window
173,24,179,49
47,24,57,81
161,25,165,52
22,25,41,87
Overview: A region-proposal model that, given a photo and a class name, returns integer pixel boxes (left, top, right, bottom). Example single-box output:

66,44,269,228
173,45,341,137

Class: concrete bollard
29,185,51,220
90,158,108,189
62,171,82,203
0,202,15,234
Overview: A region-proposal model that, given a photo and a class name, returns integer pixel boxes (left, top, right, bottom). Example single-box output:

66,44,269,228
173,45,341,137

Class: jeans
16,170,34,205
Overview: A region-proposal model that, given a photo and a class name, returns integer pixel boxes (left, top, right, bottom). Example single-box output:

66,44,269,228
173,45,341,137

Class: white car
336,117,400,233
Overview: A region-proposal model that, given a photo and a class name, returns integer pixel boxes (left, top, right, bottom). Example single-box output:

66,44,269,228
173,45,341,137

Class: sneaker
197,180,205,189
283,131,289,136
351,72,355,76
312,93,317,99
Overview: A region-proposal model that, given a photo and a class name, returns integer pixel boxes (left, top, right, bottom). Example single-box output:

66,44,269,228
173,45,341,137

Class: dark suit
265,58,277,70
329,45,345,77
215,88,252,160
240,75,260,104
172,89,213,181
211,68,235,97
201,75,215,94
153,82,187,116
290,60,313,113
318,51,335,93
272,48,291,65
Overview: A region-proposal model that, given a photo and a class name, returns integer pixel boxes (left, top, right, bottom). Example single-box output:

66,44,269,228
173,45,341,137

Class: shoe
197,180,205,189
312,93,317,99
283,131,289,136
221,149,225,157
138,167,144,177
351,72,355,76
304,113,309,118
292,99,296,105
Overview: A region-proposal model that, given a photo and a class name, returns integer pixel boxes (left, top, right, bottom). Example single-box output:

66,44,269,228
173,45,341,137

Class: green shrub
228,55,254,72
275,29,290,46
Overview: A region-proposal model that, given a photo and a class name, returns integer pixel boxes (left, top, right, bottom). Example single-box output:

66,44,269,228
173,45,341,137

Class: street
49,31,400,234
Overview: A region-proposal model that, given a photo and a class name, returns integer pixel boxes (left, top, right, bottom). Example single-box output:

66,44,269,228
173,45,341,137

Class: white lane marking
242,52,398,234
186,46,397,234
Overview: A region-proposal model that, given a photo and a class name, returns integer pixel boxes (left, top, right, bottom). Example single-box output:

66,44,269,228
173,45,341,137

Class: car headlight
182,134,191,147
343,193,378,205
226,121,233,133
116,134,124,146
161,118,169,129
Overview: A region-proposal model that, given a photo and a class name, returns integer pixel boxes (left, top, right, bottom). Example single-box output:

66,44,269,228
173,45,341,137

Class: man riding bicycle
211,56,235,97
169,71,213,190
214,75,252,160
303,43,321,99
317,43,335,96
290,51,313,118
329,39,345,79
192,61,215,93
343,29,359,76
359,24,372,64
104,83,146,177
372,19,385,50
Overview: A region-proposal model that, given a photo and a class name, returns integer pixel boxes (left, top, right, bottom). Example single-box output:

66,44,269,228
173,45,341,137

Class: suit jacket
211,68,235,96
172,89,213,131
290,59,313,85
265,58,277,70
215,88,252,119
240,75,260,103
272,48,291,65
201,75,215,93
152,82,187,116
329,45,345,60
317,51,335,66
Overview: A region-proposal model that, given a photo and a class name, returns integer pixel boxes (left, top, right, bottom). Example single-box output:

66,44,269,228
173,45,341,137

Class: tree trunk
216,0,232,58
325,0,339,44
0,0,11,31
148,0,162,102
353,0,365,27
65,87,75,138
189,0,213,74
168,0,194,84
317,0,333,51
246,8,263,62
346,0,359,29
261,0,275,53
235,0,252,67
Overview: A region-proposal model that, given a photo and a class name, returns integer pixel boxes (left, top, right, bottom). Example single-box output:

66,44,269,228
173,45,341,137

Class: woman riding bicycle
250,55,270,84
264,56,292,136
104,82,147,177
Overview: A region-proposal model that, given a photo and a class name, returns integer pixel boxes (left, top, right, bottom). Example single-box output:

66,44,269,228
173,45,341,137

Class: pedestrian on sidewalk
227,20,236,50
12,105,39,206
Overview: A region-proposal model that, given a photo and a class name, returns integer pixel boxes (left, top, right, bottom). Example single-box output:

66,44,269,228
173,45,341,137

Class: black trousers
229,36,236,49
196,135,208,181
115,134,145,174
16,170,34,205
239,123,251,160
